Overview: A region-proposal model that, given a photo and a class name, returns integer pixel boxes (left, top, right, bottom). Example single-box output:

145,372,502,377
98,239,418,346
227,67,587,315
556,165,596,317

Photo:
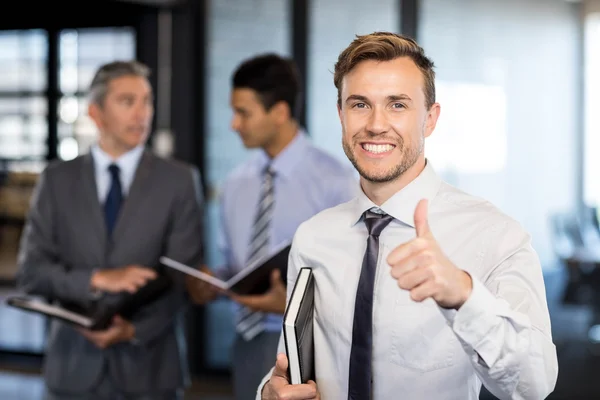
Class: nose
230,114,241,132
365,107,389,136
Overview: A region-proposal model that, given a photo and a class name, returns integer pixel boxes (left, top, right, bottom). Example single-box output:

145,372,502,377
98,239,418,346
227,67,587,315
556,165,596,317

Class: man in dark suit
16,60,203,400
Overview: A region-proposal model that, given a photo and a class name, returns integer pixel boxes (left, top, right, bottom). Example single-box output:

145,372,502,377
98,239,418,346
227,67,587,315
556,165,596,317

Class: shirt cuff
439,275,503,367
89,269,104,300
256,367,274,400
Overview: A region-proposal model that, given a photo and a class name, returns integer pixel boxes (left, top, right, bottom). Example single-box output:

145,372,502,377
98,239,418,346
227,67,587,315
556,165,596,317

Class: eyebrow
345,94,413,104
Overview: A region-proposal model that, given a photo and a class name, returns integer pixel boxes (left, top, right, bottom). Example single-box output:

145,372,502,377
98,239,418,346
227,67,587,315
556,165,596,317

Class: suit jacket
15,150,203,395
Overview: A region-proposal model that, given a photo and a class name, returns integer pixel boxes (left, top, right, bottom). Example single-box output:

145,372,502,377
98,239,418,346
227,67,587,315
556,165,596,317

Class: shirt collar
91,143,145,178
352,159,442,227
256,130,310,179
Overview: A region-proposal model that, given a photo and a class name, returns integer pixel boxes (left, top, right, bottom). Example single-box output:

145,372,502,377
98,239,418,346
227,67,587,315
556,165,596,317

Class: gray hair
88,60,151,106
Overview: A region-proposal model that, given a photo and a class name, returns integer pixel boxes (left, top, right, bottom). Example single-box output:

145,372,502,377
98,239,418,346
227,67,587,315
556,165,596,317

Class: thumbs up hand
386,199,473,310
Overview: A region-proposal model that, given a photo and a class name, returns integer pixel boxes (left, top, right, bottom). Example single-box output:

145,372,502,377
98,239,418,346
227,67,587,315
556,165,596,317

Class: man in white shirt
258,32,558,400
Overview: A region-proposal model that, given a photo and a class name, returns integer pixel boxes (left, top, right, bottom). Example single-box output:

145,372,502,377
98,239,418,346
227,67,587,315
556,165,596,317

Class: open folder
160,241,291,295
5,274,171,330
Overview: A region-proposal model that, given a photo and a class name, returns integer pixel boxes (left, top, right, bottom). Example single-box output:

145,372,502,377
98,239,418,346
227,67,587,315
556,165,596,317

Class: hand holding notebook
261,353,320,399
77,314,136,349
6,273,172,331
228,268,287,314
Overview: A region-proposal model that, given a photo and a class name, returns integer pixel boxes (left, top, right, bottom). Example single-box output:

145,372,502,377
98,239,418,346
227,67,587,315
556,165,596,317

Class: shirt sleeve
439,219,558,399
213,185,235,280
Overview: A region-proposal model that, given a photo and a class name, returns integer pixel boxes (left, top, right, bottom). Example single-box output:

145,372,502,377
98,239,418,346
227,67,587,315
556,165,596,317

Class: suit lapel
79,153,107,254
112,150,155,240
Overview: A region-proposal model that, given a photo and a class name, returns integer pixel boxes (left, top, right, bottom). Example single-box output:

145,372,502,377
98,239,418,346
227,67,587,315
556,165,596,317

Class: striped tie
236,165,276,341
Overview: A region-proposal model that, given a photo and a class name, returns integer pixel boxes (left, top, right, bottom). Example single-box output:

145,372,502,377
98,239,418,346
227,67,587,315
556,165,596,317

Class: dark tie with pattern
235,165,276,341
104,163,123,236
348,209,394,400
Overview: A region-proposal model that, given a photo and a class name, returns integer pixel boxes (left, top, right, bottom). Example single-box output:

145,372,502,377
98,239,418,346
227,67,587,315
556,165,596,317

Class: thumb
270,268,282,287
111,315,126,327
272,353,290,381
414,199,430,237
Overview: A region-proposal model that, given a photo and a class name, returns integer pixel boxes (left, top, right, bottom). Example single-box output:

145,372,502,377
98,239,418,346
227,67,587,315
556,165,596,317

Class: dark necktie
348,209,394,400
104,163,123,236
235,165,276,340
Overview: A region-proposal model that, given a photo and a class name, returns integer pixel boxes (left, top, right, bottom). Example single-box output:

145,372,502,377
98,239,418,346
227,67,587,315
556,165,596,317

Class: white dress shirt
258,160,558,400
90,143,145,202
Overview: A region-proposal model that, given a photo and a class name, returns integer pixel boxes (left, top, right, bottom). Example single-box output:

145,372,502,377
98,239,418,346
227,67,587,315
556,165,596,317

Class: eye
353,102,367,109
120,97,134,106
392,102,406,109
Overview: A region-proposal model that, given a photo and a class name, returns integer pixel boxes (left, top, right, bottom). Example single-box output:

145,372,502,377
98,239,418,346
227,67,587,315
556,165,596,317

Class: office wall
419,0,581,268
307,0,399,164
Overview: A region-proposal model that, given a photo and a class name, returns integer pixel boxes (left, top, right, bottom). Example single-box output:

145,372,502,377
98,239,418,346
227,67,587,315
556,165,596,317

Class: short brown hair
333,32,436,109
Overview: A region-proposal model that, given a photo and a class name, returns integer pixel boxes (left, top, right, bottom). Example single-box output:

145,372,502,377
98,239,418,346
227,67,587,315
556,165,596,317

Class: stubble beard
342,131,423,183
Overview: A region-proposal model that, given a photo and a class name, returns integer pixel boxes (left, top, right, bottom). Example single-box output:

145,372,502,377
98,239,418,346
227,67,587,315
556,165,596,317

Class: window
0,27,136,356
584,13,600,207
0,30,48,168
58,28,136,160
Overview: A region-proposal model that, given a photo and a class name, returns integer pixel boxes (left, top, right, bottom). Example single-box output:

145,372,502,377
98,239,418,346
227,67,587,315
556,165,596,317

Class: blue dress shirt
217,132,359,332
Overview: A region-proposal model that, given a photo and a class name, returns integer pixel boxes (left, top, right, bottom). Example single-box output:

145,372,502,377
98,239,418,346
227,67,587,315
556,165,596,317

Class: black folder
161,241,291,295
6,274,171,330
283,267,315,384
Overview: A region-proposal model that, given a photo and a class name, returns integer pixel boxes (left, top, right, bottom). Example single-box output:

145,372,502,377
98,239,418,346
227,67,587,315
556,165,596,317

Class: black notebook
160,241,291,295
6,274,171,330
283,267,315,384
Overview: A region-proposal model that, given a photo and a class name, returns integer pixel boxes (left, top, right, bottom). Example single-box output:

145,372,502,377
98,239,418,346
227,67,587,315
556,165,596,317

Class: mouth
360,142,396,157
128,127,147,135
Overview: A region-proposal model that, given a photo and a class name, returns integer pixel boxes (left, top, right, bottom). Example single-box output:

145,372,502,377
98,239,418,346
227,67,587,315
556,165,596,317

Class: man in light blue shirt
187,53,357,399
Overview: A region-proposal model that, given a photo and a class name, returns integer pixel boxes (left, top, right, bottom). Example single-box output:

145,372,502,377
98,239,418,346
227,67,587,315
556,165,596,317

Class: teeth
362,143,394,153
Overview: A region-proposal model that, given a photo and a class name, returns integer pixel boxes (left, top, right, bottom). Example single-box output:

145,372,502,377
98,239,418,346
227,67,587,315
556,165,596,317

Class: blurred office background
0,0,599,398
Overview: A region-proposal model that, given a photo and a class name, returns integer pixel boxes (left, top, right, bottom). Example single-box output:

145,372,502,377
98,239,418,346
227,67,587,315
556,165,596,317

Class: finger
410,279,438,302
272,353,289,381
396,264,432,291
78,329,93,339
132,267,158,279
232,294,266,310
414,199,430,237
386,238,428,265
125,283,138,294
280,384,318,398
390,250,434,280
133,276,150,287
307,380,320,399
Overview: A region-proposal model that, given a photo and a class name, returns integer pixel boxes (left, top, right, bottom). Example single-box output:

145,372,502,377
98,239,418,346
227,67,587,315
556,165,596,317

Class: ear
88,102,103,130
337,102,343,124
423,102,441,138
268,101,291,125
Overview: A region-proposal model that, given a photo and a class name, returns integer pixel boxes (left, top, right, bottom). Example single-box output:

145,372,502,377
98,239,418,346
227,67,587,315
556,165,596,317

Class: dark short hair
89,60,151,106
334,32,436,109
232,53,301,118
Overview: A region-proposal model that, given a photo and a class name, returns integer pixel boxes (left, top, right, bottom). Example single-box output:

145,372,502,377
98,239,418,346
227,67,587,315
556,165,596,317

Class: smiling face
338,56,440,187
